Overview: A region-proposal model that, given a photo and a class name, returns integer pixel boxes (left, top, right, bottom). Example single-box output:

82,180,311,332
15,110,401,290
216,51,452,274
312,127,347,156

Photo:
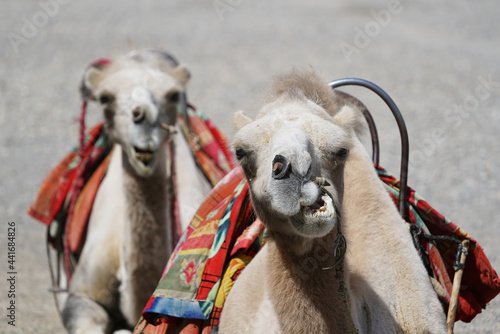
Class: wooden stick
447,239,470,334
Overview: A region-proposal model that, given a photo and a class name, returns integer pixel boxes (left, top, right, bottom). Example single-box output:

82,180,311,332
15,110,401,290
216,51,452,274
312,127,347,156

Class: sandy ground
1,0,499,333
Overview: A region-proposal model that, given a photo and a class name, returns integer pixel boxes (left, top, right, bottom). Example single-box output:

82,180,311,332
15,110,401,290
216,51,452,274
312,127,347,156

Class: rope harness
319,188,359,334
410,224,467,272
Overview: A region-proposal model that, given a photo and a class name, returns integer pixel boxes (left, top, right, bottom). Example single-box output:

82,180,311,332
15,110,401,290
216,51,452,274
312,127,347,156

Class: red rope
62,58,111,283
62,100,88,282
78,100,88,158
168,141,182,248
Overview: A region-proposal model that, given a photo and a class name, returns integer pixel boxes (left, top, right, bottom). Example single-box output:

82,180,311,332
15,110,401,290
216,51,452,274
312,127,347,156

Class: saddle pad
137,167,259,334
376,165,500,322
28,123,107,225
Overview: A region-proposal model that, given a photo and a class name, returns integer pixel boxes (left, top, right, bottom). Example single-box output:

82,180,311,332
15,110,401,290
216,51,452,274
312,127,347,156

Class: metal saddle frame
329,78,465,332
329,78,409,221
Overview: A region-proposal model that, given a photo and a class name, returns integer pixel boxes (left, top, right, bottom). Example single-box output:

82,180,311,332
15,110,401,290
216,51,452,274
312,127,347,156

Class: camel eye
99,93,114,104
335,148,349,158
235,147,257,180
235,148,247,160
166,91,181,104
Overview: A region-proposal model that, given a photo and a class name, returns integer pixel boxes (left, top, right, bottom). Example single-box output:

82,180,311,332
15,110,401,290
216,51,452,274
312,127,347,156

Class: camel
62,50,212,333
219,71,447,333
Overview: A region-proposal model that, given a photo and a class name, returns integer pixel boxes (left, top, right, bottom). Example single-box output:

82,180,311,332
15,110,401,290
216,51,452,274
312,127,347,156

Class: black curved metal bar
334,92,381,166
328,78,409,221
363,109,380,166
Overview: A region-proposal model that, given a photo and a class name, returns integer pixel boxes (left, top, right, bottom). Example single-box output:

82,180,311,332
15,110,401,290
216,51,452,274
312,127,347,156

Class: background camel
219,71,447,333
62,50,212,333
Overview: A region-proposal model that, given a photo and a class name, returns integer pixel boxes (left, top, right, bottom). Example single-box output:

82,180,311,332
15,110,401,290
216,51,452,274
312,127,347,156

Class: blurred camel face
83,51,190,176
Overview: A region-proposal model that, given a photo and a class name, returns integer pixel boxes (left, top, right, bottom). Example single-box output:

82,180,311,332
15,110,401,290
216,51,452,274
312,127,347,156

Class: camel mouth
289,189,337,237
132,146,156,165
301,191,335,219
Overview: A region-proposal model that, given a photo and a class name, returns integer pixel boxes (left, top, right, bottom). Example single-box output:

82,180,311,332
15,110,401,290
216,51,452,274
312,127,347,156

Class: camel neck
343,141,401,228
120,149,171,319
122,154,169,238
265,228,352,333
269,227,338,260
121,148,170,253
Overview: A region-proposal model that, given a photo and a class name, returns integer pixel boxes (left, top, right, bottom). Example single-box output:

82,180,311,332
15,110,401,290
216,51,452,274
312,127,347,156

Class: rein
323,218,358,334
328,228,359,334
319,188,359,334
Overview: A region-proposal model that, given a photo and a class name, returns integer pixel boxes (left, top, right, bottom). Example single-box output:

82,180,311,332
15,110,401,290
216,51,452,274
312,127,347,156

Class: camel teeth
135,152,154,163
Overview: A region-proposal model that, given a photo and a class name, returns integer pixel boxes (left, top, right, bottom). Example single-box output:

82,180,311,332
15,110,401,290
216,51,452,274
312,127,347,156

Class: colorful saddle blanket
134,166,500,334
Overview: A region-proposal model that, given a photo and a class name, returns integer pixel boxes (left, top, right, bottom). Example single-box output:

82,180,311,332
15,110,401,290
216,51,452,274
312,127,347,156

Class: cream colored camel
219,71,447,333
62,50,212,334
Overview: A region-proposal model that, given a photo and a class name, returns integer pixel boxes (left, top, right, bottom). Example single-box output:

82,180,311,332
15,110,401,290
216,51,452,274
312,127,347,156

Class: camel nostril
272,155,291,179
273,161,284,174
132,107,145,123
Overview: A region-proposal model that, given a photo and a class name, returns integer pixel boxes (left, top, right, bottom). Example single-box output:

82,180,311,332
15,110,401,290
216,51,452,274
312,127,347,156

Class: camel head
80,49,191,177
232,71,360,239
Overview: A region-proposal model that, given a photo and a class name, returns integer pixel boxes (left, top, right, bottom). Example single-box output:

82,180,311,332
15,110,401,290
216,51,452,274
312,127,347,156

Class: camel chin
290,188,337,238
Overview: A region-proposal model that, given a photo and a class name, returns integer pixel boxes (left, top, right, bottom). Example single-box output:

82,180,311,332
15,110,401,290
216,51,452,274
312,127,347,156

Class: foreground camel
62,50,212,333
219,71,447,333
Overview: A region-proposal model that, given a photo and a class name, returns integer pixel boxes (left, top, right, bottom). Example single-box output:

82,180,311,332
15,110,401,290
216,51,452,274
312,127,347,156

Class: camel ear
233,110,253,130
80,64,107,101
171,65,191,85
333,105,366,137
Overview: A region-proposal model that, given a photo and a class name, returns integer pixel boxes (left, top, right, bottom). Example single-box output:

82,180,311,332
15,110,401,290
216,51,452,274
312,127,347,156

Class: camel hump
268,69,336,114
